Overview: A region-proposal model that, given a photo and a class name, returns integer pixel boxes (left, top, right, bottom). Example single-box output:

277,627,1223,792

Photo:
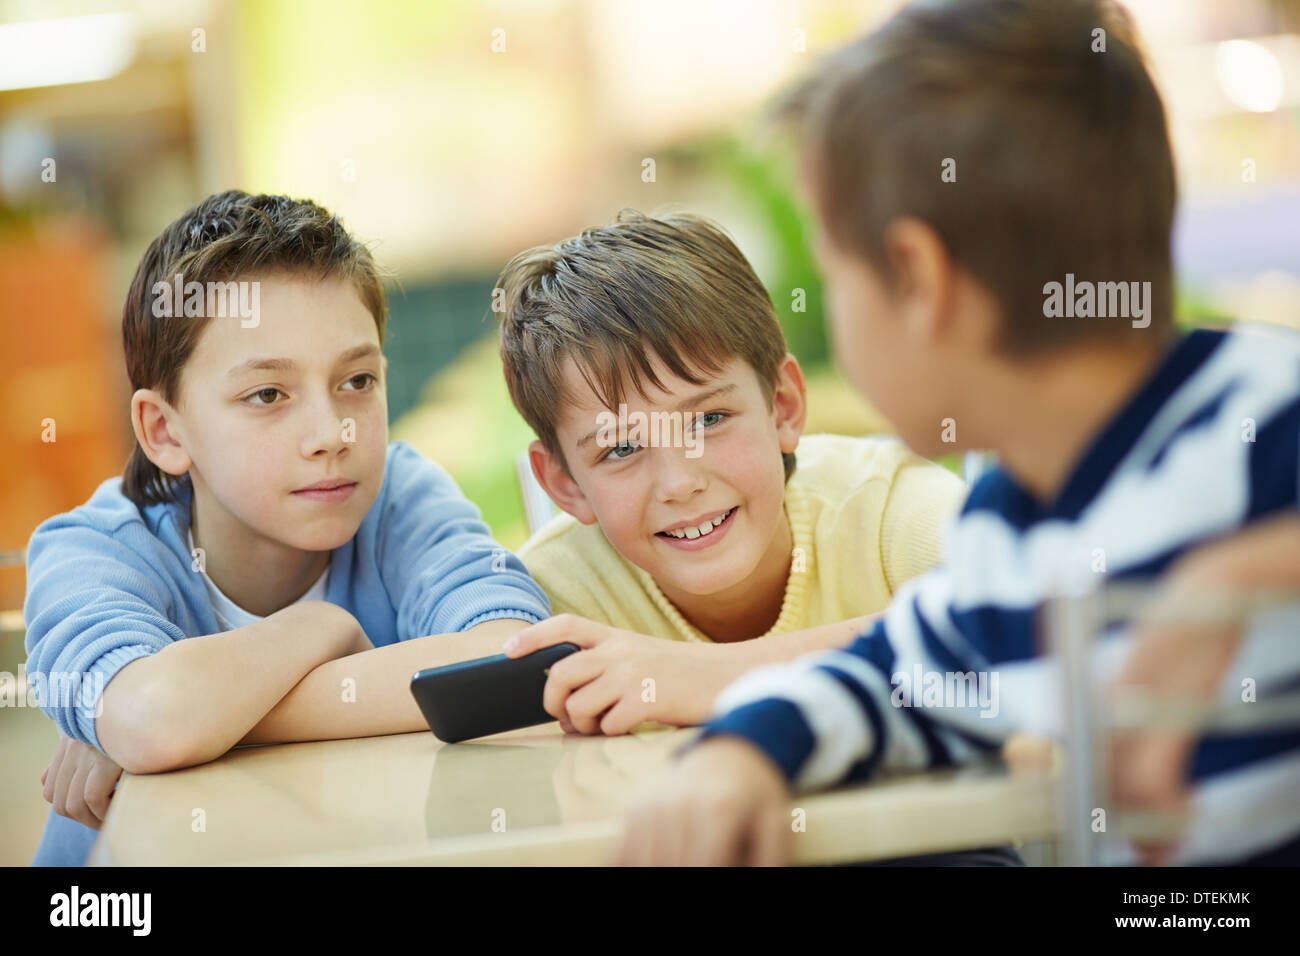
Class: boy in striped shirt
616,0,1300,866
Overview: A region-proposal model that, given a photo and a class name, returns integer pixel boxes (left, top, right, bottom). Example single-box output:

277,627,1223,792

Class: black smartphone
409,642,580,743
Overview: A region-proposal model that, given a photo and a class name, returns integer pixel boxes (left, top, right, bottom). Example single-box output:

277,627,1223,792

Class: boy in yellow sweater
496,209,966,736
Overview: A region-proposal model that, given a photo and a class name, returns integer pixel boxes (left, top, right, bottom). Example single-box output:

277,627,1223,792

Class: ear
528,439,597,525
131,388,192,478
771,353,808,455
881,216,956,346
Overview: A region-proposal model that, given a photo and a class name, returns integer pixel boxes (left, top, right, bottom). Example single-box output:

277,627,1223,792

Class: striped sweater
698,326,1300,865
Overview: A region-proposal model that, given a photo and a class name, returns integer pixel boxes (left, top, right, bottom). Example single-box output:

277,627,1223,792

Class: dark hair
772,0,1177,353
496,208,795,479
121,190,387,507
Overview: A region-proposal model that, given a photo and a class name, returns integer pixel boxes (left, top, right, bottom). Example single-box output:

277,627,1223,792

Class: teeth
664,508,732,539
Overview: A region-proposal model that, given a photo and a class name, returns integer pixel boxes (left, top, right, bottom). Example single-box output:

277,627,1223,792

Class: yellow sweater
518,433,967,642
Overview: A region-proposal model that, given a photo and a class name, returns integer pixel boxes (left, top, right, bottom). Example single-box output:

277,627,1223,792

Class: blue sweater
24,440,551,865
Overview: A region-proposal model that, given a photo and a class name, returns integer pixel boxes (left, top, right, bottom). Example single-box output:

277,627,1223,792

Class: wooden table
88,724,1059,865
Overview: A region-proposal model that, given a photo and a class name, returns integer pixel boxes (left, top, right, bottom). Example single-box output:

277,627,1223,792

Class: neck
976,336,1169,501
188,488,330,618
659,511,794,643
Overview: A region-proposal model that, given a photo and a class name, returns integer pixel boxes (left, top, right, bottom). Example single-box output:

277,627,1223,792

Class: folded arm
239,616,535,744
96,600,363,773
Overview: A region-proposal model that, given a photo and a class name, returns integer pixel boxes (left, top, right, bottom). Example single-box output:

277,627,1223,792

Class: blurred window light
1216,38,1285,112
0,13,136,92
0,118,55,203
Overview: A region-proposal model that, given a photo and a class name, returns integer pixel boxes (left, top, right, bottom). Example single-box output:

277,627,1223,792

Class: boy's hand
503,614,746,735
615,736,793,865
1108,541,1259,865
1109,618,1241,865
42,734,123,831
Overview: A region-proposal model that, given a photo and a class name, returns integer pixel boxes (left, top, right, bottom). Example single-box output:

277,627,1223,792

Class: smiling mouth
656,507,736,540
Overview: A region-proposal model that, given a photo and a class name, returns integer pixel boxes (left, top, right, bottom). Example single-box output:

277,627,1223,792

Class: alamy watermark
890,665,1000,718
151,273,261,328
594,404,707,458
50,886,150,935
1042,273,1151,329
0,667,104,719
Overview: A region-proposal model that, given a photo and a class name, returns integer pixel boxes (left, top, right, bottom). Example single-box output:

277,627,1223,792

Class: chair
1046,581,1300,865
516,452,558,536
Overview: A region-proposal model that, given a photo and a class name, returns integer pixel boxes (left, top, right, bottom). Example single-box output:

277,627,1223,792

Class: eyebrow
225,343,381,379
575,383,739,450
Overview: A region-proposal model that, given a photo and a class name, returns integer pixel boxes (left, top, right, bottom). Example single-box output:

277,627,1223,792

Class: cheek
587,477,651,549
827,289,869,378
195,450,288,533
186,410,289,505
715,430,784,519
832,292,893,404
351,398,388,443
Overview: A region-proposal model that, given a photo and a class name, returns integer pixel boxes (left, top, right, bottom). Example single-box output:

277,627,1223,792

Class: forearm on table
96,601,358,774
239,617,535,744
726,614,878,671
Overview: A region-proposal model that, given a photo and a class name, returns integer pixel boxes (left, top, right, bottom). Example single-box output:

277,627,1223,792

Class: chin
661,565,748,598
288,522,361,553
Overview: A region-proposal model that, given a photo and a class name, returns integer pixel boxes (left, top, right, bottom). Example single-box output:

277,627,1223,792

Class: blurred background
2,0,1299,865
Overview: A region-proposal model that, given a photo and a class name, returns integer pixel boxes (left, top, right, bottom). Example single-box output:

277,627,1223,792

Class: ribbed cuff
77,643,158,752
682,698,818,785
461,608,545,631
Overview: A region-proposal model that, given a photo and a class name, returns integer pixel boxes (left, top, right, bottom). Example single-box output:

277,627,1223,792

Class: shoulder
1174,325,1298,416
382,441,455,484
29,475,177,549
792,433,963,509
1219,325,1300,408
1217,323,1300,365
24,475,191,609
517,512,640,620
370,441,466,509
519,510,619,569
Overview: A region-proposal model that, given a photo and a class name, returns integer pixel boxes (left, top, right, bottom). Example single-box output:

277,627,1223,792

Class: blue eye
698,411,726,428
603,442,640,461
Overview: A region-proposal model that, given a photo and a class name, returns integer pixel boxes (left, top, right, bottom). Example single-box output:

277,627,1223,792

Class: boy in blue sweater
617,0,1300,865
26,190,551,865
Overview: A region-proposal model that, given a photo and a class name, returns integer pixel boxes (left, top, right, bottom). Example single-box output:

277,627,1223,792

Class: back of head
496,209,790,473
776,0,1177,353
121,189,387,508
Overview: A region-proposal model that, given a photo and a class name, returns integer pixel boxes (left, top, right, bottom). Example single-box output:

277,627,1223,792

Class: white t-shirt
187,527,330,631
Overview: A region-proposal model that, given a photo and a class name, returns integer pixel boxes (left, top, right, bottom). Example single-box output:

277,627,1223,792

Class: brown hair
496,209,795,479
773,0,1177,353
121,190,387,508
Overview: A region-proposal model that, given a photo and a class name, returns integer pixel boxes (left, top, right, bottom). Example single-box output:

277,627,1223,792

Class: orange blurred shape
0,219,130,616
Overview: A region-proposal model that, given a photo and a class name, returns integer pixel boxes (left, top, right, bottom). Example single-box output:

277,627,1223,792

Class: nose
299,389,350,460
652,447,707,505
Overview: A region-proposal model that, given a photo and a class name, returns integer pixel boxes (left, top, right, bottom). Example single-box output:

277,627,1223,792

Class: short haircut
774,0,1177,353
496,208,795,478
121,190,387,508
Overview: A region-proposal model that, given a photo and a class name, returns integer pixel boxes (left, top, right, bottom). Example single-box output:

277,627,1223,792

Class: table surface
88,723,1059,865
